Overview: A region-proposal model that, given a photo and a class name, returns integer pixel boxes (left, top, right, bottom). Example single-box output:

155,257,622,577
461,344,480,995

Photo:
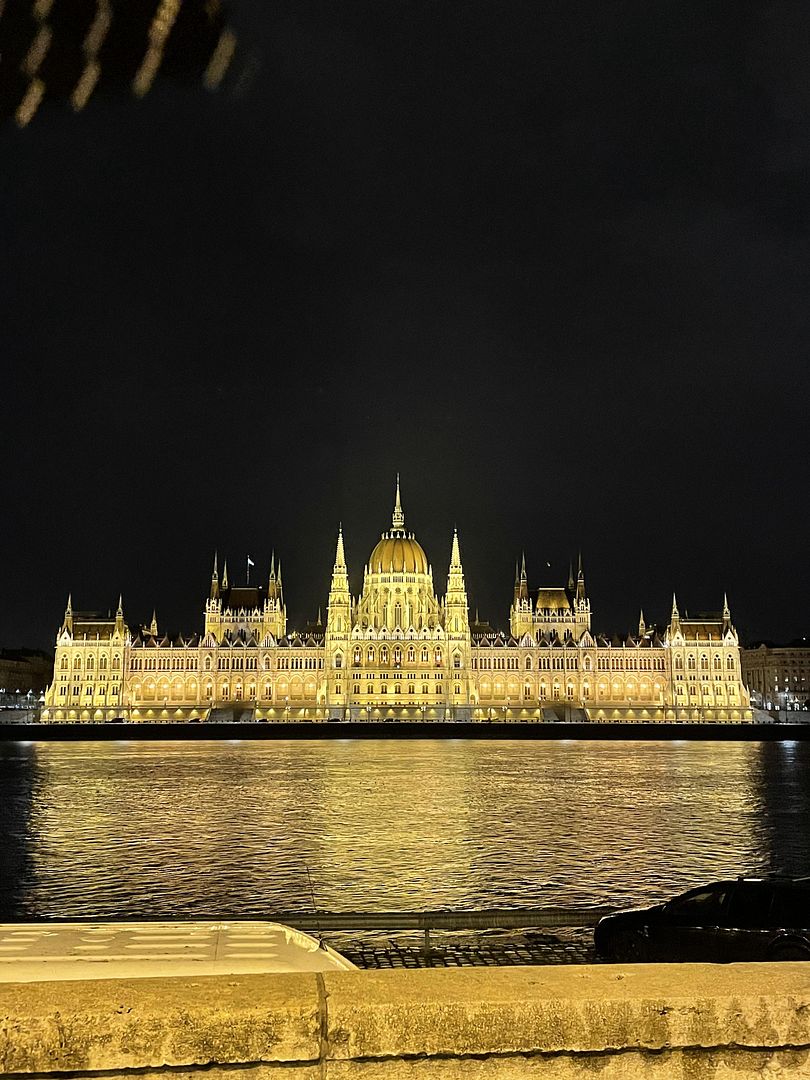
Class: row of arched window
349,644,448,666
60,653,120,671
674,653,735,671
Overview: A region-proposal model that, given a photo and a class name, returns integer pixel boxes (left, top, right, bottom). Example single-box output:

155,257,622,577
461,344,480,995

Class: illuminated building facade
741,641,810,712
42,482,752,722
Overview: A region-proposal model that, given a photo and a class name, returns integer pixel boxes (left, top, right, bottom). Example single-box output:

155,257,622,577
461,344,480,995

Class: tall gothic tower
324,525,350,710
444,528,472,707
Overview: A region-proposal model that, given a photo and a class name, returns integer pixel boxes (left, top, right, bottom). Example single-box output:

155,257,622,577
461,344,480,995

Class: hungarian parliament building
42,484,752,723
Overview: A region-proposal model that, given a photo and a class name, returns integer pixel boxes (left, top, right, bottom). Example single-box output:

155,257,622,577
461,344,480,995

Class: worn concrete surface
0,973,321,1074
1,964,810,1078
320,964,810,1060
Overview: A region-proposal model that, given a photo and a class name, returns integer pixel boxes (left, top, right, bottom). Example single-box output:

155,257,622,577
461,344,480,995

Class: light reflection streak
0,740,807,920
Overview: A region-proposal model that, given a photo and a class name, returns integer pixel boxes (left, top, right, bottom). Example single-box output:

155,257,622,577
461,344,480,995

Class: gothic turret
722,592,731,633
576,552,586,604
445,528,470,635
62,594,74,636
115,594,126,638
325,524,351,708
262,552,286,640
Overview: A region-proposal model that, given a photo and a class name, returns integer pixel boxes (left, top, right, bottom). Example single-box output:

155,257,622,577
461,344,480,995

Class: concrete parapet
1,964,810,1078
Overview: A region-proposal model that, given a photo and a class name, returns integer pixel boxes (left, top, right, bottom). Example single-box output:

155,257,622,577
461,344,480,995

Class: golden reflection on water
1,739,807,918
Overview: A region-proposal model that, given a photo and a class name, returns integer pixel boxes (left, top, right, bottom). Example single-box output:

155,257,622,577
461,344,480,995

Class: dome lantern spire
391,474,405,533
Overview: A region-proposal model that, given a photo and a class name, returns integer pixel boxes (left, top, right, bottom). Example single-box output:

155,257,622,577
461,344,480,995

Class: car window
667,886,728,925
725,882,774,928
771,886,810,929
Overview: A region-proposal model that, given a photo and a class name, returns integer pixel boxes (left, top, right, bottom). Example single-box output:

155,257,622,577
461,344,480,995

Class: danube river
1,739,808,920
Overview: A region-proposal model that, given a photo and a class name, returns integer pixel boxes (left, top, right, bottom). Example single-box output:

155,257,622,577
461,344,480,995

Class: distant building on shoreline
0,649,53,703
742,641,810,712
42,482,752,723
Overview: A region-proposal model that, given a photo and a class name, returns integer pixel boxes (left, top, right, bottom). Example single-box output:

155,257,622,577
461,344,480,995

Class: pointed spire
335,523,346,568
317,606,323,625
450,526,462,570
222,559,229,589
117,594,123,617
638,609,646,637
210,551,220,600
269,551,276,579
567,558,574,590
66,593,73,614
150,609,158,636
391,474,405,532
671,593,680,621
575,550,586,602
514,551,528,602
723,592,731,621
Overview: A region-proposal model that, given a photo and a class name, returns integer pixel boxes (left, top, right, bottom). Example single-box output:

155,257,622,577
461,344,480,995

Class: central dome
369,532,429,575
367,477,430,575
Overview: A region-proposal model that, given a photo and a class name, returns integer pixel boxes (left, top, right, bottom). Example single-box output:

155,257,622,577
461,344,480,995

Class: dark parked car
595,877,810,962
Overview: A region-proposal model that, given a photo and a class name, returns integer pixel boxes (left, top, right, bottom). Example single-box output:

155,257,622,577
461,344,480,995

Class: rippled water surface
1,740,809,918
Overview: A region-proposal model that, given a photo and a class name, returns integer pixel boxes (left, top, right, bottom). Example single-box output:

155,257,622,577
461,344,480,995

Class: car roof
680,876,810,894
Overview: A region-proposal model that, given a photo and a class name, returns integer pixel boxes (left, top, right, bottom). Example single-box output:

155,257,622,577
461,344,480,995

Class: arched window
525,656,533,670
204,656,213,671
334,653,343,669
60,655,69,670
713,654,722,670
675,654,683,670
583,656,592,672
86,656,94,671
687,654,696,670
407,645,415,663
393,646,402,665
73,655,82,670
700,653,709,670
367,645,375,663
726,654,735,669
353,646,362,665
434,647,443,666
394,602,402,627
421,646,429,663
380,645,389,664
99,655,108,670
453,653,461,669
112,654,120,671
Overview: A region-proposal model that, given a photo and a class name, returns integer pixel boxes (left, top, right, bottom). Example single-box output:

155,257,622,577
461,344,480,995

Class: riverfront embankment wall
2,720,810,741
1,964,809,1078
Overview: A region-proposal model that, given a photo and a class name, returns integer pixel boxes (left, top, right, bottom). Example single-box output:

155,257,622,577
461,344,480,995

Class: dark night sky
1,0,808,650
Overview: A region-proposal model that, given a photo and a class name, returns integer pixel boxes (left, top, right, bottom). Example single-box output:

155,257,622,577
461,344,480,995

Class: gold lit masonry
42,482,752,723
